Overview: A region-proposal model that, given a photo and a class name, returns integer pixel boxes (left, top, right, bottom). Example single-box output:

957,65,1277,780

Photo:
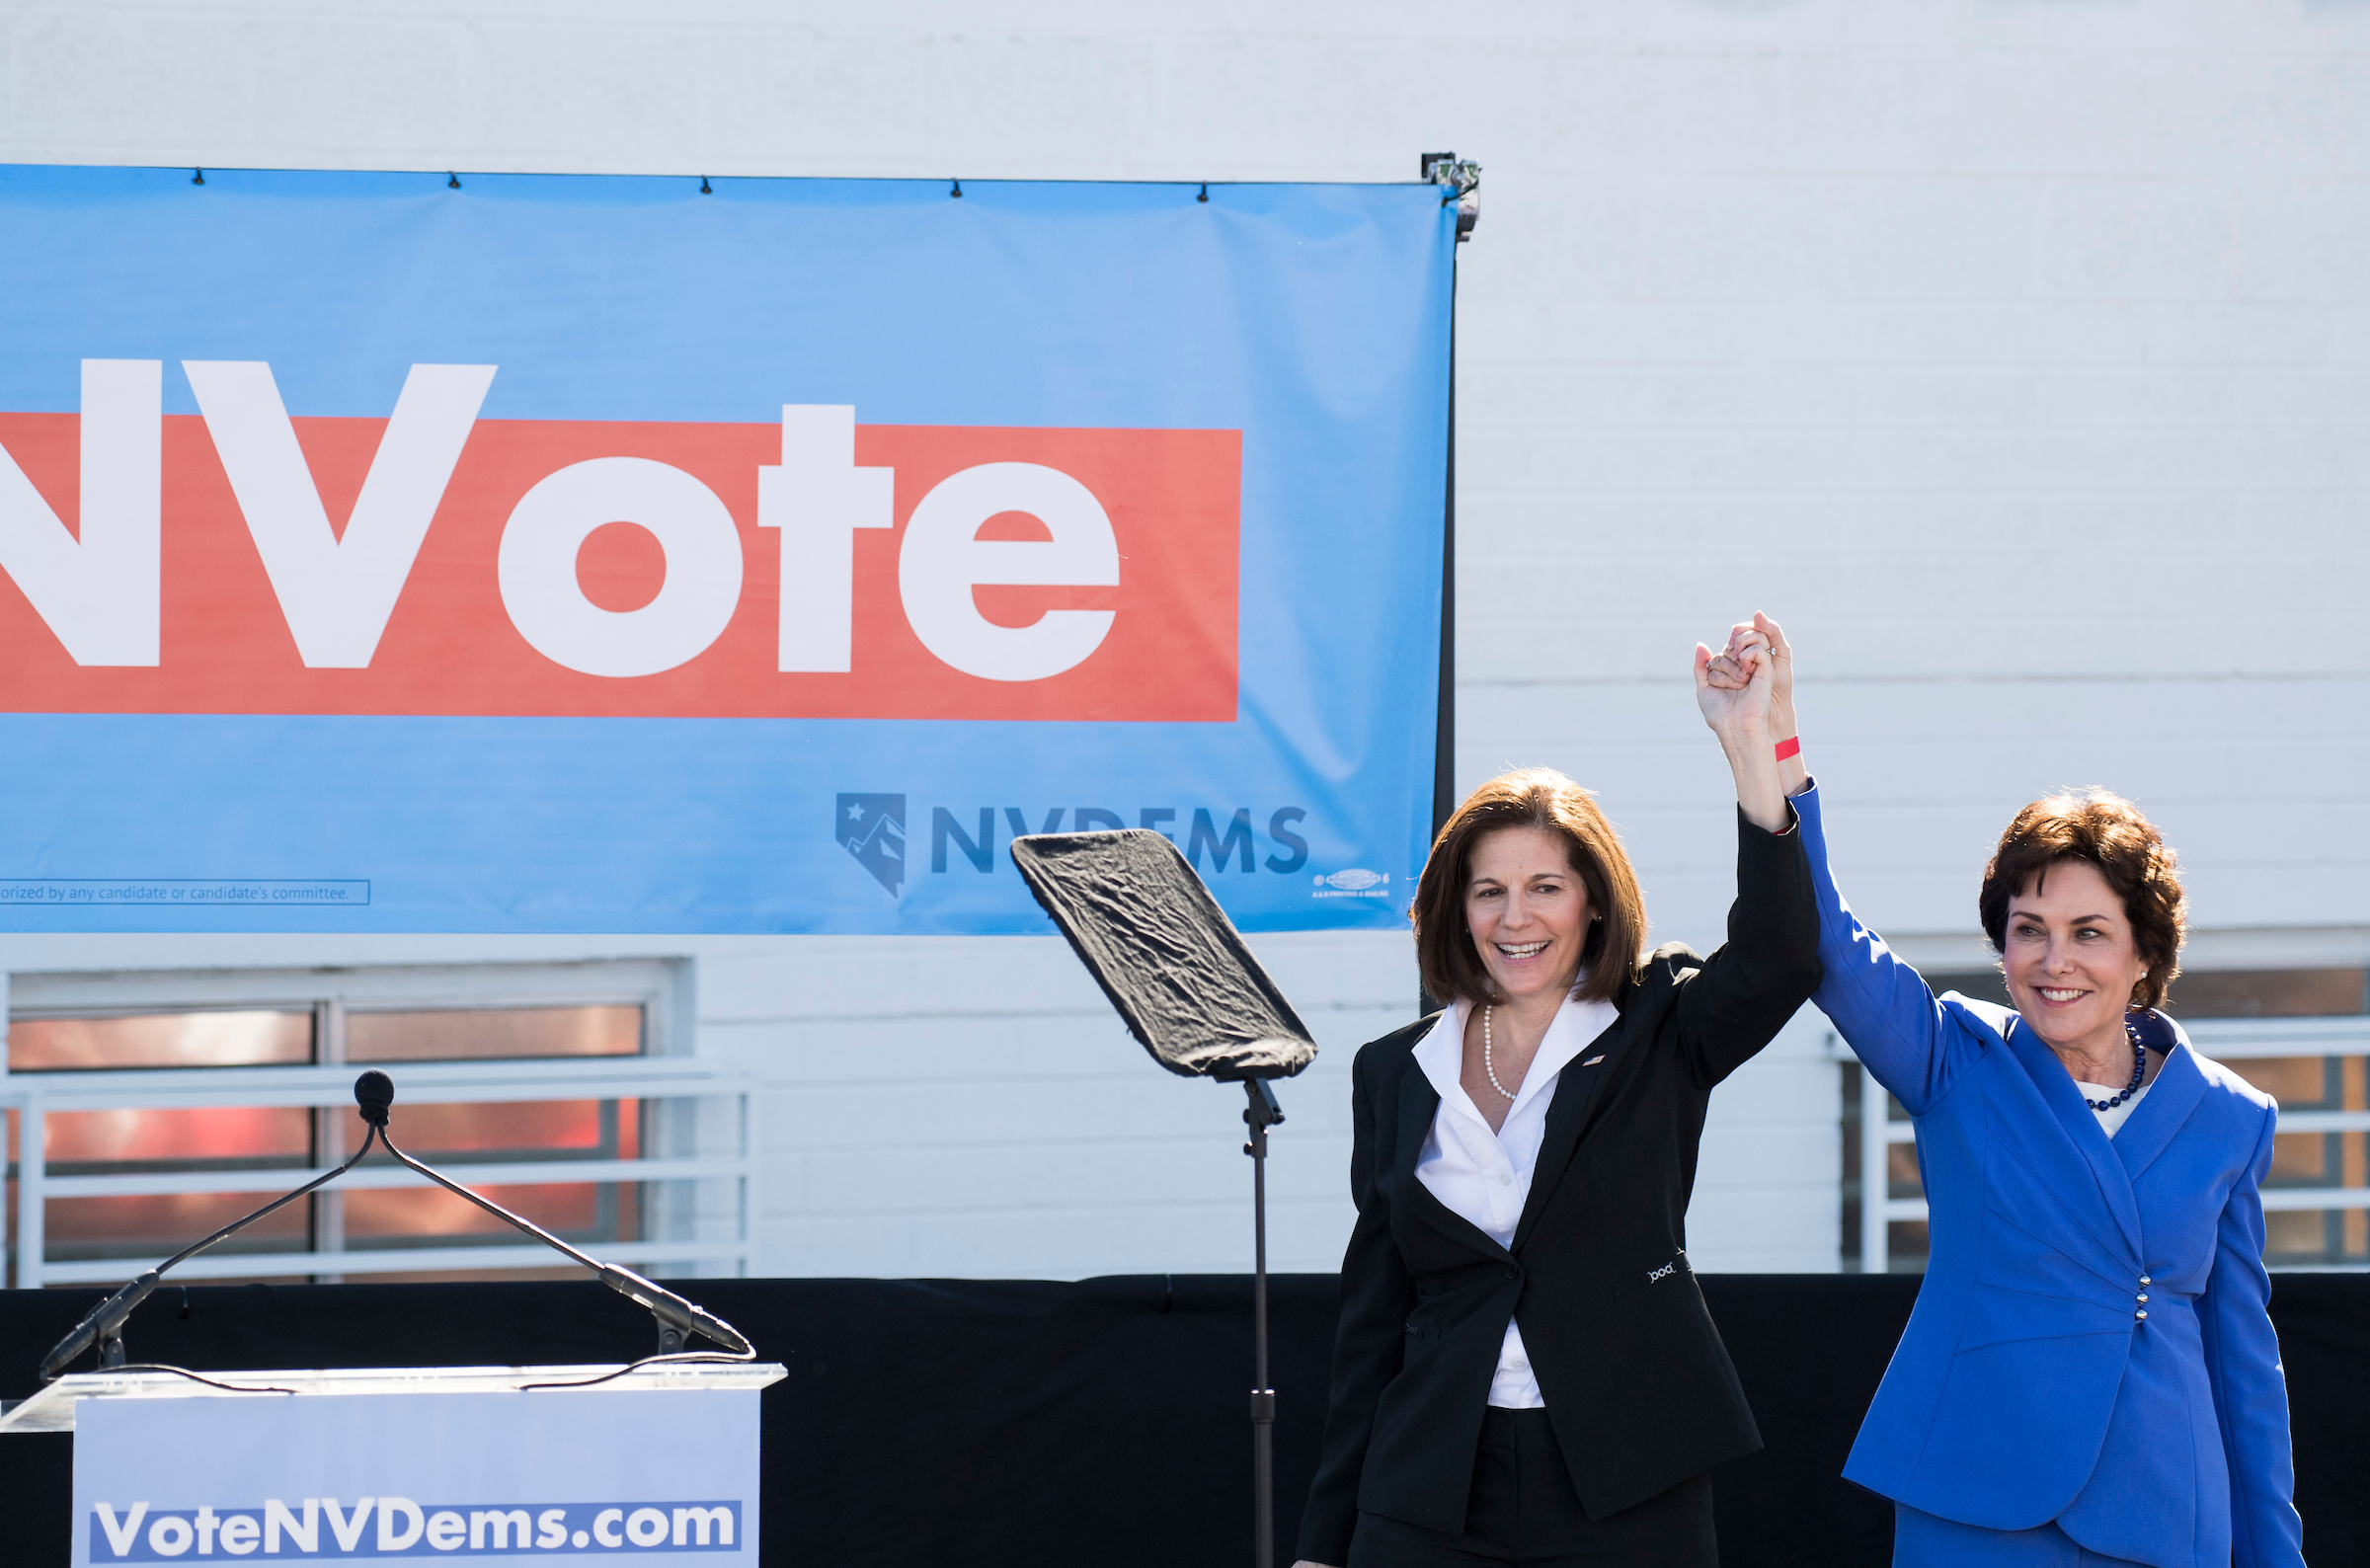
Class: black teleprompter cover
1009,828,1317,1081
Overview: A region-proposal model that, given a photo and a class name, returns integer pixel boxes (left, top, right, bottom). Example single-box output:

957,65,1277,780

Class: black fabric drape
2,1274,2361,1566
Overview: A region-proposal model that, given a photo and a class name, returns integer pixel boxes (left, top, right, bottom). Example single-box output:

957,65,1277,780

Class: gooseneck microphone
354,1066,394,1127
39,1110,385,1381
39,1070,751,1382
354,1070,752,1359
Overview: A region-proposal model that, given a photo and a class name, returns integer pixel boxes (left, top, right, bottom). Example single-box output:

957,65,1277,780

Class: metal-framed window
1841,967,2370,1274
2,961,751,1289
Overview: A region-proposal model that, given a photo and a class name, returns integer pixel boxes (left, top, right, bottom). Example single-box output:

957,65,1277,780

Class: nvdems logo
87,1498,741,1559
835,794,1313,902
835,794,907,897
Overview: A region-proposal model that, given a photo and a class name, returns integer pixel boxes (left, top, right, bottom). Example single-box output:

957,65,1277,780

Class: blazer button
1505,1265,1520,1280
2139,1275,2152,1286
2137,1294,2148,1303
2135,1309,2148,1321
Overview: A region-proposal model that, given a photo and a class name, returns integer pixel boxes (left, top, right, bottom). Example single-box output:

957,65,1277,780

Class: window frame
3,958,690,1070
1,959,750,1290
1836,948,2370,1275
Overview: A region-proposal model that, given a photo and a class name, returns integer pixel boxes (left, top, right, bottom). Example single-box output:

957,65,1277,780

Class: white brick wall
5,1,2368,1279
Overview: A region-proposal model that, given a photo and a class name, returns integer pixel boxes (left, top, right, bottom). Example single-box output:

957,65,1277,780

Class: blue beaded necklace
2082,1017,2150,1113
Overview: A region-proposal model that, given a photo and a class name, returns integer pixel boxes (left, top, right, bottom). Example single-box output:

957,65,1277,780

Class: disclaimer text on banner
0,880,370,905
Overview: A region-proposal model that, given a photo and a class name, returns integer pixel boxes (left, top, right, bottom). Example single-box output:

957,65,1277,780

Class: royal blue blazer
1796,786,2304,1568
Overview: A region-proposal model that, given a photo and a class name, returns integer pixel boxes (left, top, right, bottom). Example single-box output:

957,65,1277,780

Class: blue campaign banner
0,166,1452,933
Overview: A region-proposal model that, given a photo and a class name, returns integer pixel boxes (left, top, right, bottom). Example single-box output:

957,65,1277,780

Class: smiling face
2001,858,2153,1057
1463,825,1593,1004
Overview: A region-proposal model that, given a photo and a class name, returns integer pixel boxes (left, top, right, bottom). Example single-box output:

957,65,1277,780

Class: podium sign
60,1374,765,1566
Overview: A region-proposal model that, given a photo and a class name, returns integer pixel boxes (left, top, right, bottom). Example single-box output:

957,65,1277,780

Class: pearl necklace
1482,1005,1516,1100
2081,1018,2150,1113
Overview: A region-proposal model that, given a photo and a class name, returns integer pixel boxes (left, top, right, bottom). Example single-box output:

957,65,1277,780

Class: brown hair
1978,789,2185,1011
1411,768,1648,1006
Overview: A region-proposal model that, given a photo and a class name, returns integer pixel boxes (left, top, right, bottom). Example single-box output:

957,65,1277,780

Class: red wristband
1774,737,1801,761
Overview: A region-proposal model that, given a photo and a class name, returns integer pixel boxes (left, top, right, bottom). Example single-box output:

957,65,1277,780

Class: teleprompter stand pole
1004,829,1319,1568
1244,1078,1285,1568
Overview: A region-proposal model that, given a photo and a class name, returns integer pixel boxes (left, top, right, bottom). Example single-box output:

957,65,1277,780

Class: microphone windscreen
354,1070,395,1123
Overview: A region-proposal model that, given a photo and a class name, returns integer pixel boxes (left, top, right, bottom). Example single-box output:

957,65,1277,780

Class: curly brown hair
1977,789,2186,1011
1410,768,1648,1006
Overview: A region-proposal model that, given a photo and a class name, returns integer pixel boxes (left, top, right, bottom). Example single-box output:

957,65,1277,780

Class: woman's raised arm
1705,614,1973,1116
1692,630,1788,832
1668,630,1824,1087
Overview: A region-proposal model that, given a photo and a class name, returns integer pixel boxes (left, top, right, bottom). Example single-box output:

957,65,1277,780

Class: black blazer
1297,812,1822,1563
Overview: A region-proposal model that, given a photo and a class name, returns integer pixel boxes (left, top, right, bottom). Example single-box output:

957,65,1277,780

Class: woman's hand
1694,630,1773,745
1756,612,1794,737
1706,612,1809,798
1717,612,1795,738
1694,636,1787,832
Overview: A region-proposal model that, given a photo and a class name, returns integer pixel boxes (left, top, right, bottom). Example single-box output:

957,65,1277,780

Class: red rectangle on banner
0,414,1240,722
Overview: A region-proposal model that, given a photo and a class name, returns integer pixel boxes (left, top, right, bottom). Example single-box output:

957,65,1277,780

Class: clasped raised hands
1699,610,1796,735
1694,610,1801,832
1692,618,1774,750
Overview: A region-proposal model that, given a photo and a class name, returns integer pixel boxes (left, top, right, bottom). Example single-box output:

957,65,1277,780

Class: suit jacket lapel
1386,1054,1512,1259
1510,999,1651,1252
2002,1018,2147,1262
2112,1043,2208,1182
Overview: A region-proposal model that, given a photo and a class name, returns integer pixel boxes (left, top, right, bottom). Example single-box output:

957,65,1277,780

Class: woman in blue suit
1706,615,2305,1568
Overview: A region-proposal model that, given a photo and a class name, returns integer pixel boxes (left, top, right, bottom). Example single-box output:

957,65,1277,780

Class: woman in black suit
1293,640,1821,1568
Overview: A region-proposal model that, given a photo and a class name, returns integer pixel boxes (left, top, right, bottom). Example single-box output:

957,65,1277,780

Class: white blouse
1995,1013,2157,1137
2075,1076,2153,1137
1411,993,1621,1408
